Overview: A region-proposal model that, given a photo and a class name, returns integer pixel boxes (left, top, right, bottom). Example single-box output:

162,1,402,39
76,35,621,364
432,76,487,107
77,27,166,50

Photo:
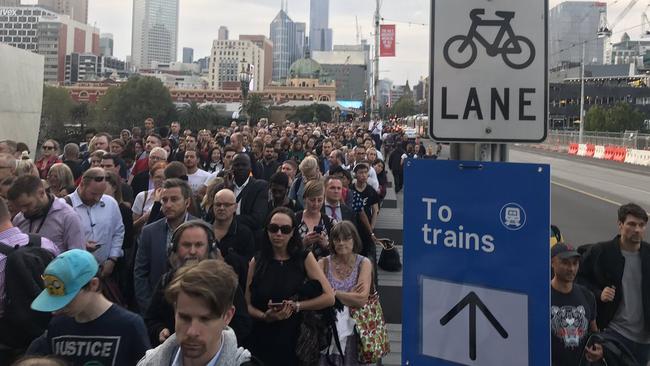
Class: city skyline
309,0,332,52
18,0,648,85
131,0,179,68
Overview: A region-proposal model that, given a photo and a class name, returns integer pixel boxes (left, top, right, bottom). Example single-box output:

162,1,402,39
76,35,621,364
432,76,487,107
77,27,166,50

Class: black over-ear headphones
169,219,217,256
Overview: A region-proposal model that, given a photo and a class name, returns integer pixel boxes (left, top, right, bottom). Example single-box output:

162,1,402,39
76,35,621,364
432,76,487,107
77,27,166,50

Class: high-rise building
99,33,113,57
0,5,56,52
131,0,179,69
0,1,20,6
209,39,265,92
0,5,98,82
195,56,209,74
65,52,100,83
37,13,99,82
38,0,88,24
240,35,273,87
549,1,606,68
218,26,228,41
309,0,332,52
183,47,193,63
270,6,298,81
312,46,369,101
295,22,307,58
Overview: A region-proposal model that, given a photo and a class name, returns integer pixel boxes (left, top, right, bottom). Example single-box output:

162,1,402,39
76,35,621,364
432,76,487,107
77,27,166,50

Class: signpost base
450,143,509,162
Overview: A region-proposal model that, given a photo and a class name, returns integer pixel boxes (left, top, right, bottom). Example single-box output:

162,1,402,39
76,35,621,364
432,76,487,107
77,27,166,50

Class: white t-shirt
202,168,224,188
132,189,155,216
187,169,211,193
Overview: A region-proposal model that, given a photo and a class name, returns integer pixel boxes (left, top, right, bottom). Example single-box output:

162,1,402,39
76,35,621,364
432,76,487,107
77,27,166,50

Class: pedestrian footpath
375,172,404,366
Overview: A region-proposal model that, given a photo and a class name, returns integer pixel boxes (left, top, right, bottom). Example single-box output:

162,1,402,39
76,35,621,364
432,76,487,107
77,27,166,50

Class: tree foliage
41,85,74,142
288,103,332,122
93,76,176,133
178,102,227,130
585,103,646,132
241,94,269,125
390,96,417,118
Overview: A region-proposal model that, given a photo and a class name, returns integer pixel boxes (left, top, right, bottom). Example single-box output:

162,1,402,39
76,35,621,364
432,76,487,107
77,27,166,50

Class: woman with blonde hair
288,155,321,208
296,179,333,259
15,159,39,177
46,163,76,198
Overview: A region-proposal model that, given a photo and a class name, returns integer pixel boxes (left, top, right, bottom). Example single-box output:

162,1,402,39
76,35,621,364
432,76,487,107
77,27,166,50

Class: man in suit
322,175,358,226
131,147,168,197
133,178,197,312
231,153,268,233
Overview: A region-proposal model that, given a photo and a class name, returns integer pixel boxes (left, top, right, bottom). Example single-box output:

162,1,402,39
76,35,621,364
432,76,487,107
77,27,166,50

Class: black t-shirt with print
46,304,151,366
551,283,597,366
350,183,380,220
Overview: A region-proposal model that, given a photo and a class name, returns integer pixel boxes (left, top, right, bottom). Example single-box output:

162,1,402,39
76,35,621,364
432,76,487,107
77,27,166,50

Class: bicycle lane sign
429,0,548,142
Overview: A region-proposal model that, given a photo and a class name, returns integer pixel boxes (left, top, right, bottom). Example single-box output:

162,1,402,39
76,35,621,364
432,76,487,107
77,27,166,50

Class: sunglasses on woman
267,224,293,235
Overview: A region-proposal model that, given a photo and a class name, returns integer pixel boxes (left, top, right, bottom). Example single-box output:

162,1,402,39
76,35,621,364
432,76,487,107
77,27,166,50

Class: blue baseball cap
31,249,99,312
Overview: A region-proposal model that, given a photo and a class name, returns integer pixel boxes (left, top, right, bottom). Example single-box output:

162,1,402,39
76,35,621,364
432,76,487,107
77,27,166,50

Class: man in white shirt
184,150,210,196
67,168,125,277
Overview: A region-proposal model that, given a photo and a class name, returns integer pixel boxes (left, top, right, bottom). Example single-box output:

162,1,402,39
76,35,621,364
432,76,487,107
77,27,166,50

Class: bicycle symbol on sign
443,9,535,70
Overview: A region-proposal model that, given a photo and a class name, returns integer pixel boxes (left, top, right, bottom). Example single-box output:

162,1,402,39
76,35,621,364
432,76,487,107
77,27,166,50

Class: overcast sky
21,0,648,85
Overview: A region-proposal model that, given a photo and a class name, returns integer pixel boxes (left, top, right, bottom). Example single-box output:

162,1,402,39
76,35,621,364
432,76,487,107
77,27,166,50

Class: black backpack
0,234,55,349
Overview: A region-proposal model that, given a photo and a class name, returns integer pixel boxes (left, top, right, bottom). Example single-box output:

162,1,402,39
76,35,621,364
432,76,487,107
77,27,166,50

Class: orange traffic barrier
613,147,627,162
604,146,616,160
585,144,596,157
568,143,579,155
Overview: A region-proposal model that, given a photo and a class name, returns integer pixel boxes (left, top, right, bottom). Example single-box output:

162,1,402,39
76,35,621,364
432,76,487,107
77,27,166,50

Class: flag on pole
380,24,396,57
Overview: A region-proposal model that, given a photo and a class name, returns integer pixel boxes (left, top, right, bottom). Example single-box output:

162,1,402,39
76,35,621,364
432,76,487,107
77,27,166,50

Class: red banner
380,24,396,57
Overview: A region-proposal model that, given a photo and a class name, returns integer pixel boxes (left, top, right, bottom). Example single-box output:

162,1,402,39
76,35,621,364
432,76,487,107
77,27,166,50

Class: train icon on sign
500,203,527,231
443,9,536,70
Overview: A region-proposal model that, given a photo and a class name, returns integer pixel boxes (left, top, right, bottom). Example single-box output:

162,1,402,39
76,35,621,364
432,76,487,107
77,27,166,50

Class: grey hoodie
137,327,252,366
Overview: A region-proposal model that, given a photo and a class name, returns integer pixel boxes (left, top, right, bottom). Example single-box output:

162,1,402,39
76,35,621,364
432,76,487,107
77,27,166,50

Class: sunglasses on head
267,224,293,235
86,176,106,182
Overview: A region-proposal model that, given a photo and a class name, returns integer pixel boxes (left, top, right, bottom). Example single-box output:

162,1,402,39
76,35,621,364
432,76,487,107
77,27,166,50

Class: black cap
551,243,580,259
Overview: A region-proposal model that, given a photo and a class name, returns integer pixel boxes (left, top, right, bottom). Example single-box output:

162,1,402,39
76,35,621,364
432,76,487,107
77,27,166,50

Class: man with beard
66,168,125,275
139,259,258,366
578,203,650,364
551,243,603,366
260,144,280,182
9,175,85,253
134,179,197,312
231,154,268,232
143,220,251,348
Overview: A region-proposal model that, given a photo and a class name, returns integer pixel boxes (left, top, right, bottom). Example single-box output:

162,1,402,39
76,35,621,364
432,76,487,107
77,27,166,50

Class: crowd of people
0,118,424,366
1,117,648,366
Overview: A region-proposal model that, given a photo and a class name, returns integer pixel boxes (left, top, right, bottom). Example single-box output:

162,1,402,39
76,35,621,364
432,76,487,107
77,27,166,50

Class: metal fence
538,130,650,151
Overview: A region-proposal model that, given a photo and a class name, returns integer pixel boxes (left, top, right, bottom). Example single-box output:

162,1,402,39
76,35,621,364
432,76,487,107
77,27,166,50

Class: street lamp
239,58,252,124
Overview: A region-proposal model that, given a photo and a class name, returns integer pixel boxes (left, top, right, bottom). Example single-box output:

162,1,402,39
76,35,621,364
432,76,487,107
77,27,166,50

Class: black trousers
393,171,404,193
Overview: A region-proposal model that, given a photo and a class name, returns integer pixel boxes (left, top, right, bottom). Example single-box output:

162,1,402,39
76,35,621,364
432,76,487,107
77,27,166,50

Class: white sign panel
429,0,548,142
421,277,529,365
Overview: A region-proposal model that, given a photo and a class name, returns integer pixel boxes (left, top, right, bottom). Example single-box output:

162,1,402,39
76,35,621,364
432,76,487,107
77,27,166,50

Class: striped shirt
0,227,59,317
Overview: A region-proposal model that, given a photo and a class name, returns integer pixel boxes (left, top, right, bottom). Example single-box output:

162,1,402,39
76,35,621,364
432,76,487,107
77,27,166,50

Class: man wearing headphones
134,178,197,312
143,220,251,347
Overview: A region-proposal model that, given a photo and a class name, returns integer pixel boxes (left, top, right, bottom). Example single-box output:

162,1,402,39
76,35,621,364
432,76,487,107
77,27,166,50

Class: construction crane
598,0,640,38
355,16,361,45
598,0,641,64
642,3,650,37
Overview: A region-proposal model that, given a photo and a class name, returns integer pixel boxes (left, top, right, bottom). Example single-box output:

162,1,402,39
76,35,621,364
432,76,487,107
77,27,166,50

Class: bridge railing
532,130,650,151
